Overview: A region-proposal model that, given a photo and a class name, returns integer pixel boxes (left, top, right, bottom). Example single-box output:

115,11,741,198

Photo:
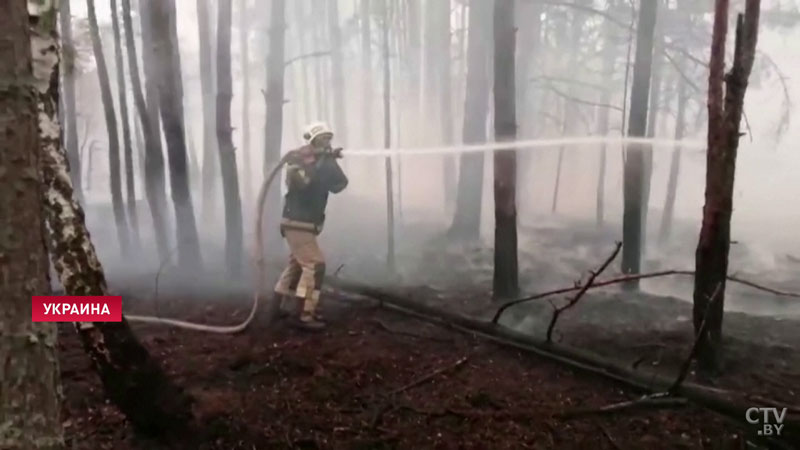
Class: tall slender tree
110,0,140,245
139,1,167,242
439,0,456,212
240,0,252,210
293,0,312,123
361,0,372,144
659,74,687,241
492,0,518,299
596,12,617,226
693,0,761,371
450,0,493,240
328,0,348,142
149,0,204,270
621,0,658,287
60,0,83,203
263,0,286,250
123,0,170,260
0,3,65,448
515,0,543,214
87,0,130,256
216,0,244,276
382,0,396,271
197,0,219,222
32,0,194,437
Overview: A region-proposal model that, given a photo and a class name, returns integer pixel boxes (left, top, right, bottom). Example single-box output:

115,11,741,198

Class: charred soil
60,292,764,449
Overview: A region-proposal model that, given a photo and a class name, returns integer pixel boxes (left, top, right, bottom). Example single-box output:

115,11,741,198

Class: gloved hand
330,147,344,158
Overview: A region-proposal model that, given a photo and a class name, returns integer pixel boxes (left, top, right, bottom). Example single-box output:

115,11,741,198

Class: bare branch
537,84,624,112
545,242,623,342
284,50,331,68
493,270,800,324
661,49,703,94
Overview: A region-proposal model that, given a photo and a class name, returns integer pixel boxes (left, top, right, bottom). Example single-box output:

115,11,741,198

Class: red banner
32,296,122,322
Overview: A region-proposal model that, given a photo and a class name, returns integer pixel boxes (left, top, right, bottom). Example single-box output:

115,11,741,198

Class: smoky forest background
3,0,800,448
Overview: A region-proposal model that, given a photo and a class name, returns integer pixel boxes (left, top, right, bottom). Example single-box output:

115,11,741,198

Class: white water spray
125,135,709,333
344,136,707,156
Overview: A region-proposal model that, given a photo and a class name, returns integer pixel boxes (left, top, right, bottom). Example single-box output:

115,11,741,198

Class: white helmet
302,121,334,143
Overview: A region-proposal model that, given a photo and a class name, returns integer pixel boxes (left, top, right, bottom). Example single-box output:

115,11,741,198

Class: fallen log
328,277,800,448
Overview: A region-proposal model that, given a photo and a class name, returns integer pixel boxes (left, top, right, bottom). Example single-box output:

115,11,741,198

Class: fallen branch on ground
328,278,800,447
369,355,469,428
599,424,622,450
389,356,469,396
559,393,687,419
668,283,723,394
546,242,622,342
370,319,453,343
493,269,800,324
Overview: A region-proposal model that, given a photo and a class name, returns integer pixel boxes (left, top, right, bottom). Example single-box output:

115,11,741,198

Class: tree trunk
293,0,312,124
87,0,130,256
361,0,372,144
263,0,286,252
641,30,665,252
110,0,141,246
197,0,219,223
596,15,615,226
139,0,164,166
552,2,588,214
312,0,328,119
30,0,194,437
382,0,396,272
216,0,244,276
122,0,170,261
621,0,658,288
492,0,518,299
693,0,760,372
450,0,492,241
659,74,687,242
148,0,204,270
406,0,421,116
515,0,543,215
59,0,83,204
328,0,348,142
437,0,456,213
240,0,252,211
0,3,64,448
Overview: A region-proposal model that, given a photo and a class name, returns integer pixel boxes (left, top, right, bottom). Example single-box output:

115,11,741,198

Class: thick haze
66,0,800,313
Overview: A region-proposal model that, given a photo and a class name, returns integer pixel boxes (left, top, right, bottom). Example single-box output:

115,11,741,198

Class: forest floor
59,290,787,450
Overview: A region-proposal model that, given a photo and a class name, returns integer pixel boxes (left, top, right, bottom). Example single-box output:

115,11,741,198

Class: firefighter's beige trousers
274,228,325,321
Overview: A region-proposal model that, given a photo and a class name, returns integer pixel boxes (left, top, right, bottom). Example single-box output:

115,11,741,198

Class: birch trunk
29,0,194,438
0,3,64,448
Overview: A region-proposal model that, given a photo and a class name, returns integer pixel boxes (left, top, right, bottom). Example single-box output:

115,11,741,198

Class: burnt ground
61,292,780,450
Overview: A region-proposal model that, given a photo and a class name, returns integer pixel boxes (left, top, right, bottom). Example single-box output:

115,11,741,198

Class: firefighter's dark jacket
280,146,348,234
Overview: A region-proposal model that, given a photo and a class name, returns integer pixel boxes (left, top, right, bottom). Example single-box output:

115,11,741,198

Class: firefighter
273,122,348,330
